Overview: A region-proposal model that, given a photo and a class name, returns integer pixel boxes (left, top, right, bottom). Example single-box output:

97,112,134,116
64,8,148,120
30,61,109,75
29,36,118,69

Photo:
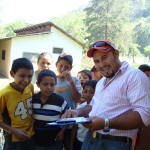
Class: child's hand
62,71,73,83
12,128,31,141
55,129,65,141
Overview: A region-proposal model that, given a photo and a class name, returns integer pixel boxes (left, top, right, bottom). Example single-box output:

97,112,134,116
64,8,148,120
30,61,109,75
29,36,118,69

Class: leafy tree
51,11,90,47
84,0,133,56
144,46,150,62
129,43,141,63
0,21,29,38
131,0,150,53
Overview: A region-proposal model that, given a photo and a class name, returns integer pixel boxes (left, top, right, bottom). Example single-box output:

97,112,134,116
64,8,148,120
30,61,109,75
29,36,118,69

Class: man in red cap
62,40,150,150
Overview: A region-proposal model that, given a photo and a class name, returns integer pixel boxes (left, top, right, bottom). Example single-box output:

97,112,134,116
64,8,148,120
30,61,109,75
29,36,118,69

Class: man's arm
62,104,92,118
110,110,145,130
83,110,145,131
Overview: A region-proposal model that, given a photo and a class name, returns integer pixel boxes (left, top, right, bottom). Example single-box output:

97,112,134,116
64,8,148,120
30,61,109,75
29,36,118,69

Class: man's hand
83,116,105,131
61,109,79,118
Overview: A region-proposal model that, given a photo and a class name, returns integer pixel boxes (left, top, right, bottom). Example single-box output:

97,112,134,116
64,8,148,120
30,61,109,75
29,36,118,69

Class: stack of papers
47,117,92,126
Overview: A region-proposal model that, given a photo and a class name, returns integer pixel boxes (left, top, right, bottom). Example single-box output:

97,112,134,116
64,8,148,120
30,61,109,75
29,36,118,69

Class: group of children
0,52,100,150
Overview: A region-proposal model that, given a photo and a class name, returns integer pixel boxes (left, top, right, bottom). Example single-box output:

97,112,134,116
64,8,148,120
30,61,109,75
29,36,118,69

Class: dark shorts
3,138,34,150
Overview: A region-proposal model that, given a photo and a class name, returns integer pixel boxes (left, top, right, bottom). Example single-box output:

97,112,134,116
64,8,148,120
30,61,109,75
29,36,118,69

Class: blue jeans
3,138,34,150
81,131,132,150
34,141,63,150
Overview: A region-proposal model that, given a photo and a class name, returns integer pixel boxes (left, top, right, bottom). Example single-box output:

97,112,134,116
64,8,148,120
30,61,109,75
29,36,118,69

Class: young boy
32,69,69,150
77,69,92,88
0,58,34,150
71,80,98,150
138,64,150,79
77,69,92,104
54,52,82,150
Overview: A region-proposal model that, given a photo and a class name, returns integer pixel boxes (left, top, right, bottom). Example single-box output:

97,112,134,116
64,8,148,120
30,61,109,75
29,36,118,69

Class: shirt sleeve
127,70,150,126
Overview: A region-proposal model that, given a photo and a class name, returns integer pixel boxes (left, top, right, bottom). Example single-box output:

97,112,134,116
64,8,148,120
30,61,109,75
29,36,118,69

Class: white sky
0,0,89,25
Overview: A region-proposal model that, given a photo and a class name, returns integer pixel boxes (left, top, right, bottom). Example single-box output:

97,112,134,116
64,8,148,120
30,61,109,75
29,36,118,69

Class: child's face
37,76,56,98
77,72,90,87
37,55,52,71
10,68,33,92
56,60,72,77
82,85,95,103
144,71,150,79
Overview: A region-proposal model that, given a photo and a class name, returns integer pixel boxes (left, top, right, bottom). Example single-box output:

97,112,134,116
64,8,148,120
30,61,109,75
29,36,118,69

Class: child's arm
55,126,67,141
70,125,78,150
63,71,81,100
0,122,31,141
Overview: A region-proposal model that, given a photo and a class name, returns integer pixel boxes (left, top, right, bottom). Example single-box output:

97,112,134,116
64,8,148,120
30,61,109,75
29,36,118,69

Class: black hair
78,69,92,80
138,64,150,72
56,53,73,66
83,80,98,90
37,52,53,63
11,58,33,73
37,69,57,84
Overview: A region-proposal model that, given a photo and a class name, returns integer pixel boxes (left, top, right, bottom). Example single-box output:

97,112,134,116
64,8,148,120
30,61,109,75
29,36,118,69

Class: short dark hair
78,69,92,80
37,70,57,84
138,64,150,72
11,58,33,73
56,52,73,66
83,80,98,90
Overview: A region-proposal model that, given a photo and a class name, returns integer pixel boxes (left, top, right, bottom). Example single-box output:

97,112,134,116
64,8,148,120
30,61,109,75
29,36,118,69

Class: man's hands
11,128,31,141
62,109,79,118
83,117,105,132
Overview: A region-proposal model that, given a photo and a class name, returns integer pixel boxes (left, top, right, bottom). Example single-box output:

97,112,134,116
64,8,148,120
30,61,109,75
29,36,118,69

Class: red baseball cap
87,40,117,58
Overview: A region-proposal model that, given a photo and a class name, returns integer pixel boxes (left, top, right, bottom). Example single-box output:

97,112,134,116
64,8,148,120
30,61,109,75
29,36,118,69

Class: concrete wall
0,39,12,78
10,27,83,76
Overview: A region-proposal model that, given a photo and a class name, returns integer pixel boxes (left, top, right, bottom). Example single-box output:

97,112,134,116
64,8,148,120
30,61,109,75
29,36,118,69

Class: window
53,47,63,54
23,52,39,63
2,50,6,60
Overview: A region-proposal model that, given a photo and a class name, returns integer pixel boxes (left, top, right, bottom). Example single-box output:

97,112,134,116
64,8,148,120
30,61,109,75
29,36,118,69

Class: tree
0,21,29,38
84,0,132,55
51,11,90,47
129,43,141,63
144,46,150,62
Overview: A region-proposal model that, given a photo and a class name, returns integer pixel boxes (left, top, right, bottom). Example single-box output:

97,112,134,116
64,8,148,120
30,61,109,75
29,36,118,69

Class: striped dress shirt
89,61,150,139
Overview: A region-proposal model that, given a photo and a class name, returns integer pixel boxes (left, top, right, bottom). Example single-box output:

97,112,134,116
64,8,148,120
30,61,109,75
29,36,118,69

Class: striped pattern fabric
89,61,150,139
32,92,69,146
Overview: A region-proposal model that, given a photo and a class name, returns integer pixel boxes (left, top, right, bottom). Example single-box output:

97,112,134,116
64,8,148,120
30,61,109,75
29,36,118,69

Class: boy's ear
10,71,14,78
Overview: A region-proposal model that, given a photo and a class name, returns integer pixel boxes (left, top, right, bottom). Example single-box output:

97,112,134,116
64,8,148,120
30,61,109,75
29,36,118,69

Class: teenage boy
0,58,34,150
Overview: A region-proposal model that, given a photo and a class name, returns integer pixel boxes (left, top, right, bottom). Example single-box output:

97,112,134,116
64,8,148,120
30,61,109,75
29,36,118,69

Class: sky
0,0,89,25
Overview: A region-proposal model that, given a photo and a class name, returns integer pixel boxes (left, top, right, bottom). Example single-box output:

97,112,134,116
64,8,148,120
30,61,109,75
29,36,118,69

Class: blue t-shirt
55,76,82,109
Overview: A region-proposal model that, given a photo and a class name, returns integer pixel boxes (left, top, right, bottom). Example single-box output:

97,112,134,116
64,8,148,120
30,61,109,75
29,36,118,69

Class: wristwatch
103,119,110,132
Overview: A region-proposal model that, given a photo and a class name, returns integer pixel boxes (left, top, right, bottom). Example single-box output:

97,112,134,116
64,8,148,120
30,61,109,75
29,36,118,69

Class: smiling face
37,76,56,98
56,60,72,78
37,54,52,71
82,85,95,104
93,50,121,79
10,68,33,92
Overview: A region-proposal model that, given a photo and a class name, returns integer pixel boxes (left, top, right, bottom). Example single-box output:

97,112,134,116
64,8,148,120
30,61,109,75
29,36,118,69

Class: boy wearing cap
62,40,150,150
54,52,82,150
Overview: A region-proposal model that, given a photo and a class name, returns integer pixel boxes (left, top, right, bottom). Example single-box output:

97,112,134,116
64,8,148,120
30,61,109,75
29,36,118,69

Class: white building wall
11,27,83,75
